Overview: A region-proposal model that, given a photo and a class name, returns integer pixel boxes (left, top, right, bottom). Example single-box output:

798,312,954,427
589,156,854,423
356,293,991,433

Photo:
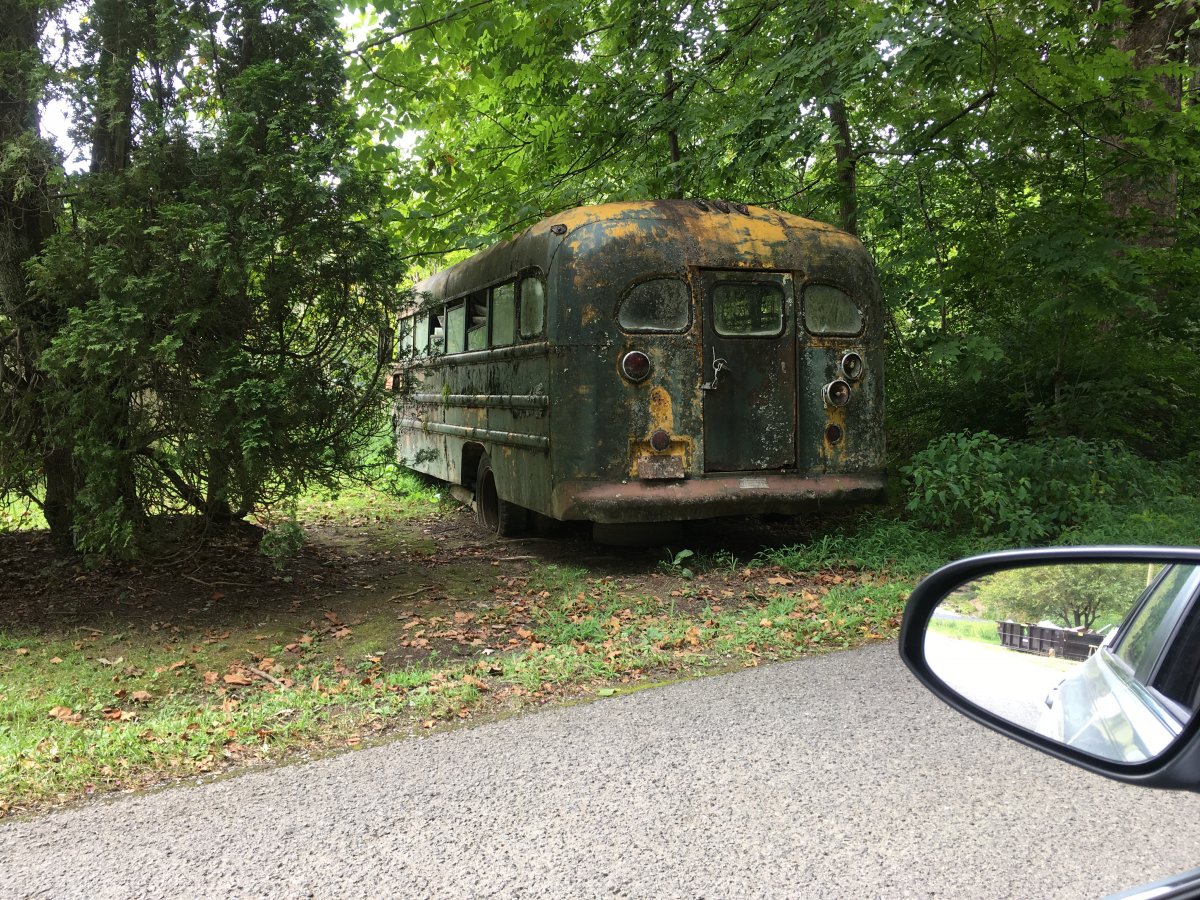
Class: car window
1115,565,1200,683
1149,566,1200,711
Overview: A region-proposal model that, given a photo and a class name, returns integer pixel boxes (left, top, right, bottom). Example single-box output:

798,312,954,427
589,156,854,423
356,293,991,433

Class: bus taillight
840,352,864,381
824,379,852,408
621,351,651,382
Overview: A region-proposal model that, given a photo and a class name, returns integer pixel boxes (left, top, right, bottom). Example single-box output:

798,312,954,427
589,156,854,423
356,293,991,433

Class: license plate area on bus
637,455,685,480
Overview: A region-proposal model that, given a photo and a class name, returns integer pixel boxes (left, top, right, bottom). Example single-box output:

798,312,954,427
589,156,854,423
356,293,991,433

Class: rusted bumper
551,472,887,523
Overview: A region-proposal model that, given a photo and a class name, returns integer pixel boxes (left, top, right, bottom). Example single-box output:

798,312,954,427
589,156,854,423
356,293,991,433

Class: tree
975,563,1148,630
1,0,402,555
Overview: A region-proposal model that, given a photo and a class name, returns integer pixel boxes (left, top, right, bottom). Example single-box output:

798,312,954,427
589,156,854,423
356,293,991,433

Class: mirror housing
900,546,1200,790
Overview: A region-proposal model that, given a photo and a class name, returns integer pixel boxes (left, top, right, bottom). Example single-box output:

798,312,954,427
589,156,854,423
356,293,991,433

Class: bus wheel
475,454,527,536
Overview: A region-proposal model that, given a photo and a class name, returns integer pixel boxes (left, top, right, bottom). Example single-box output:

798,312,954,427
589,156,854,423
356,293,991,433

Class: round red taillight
650,429,671,451
621,350,651,382
823,379,851,408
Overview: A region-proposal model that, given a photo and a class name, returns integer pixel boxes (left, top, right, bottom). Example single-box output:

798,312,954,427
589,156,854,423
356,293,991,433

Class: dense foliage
347,0,1200,459
973,563,1147,630
3,0,1198,557
2,0,401,554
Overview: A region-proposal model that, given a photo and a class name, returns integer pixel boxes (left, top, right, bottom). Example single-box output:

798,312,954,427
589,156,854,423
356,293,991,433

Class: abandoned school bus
389,199,885,535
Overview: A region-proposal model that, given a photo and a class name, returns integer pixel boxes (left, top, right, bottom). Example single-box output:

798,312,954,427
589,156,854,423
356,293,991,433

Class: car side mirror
900,547,1200,790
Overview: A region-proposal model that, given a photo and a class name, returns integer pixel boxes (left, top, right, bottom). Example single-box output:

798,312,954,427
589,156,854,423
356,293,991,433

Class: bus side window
414,313,430,355
431,310,446,353
491,282,515,346
467,290,488,351
398,316,414,356
446,302,466,354
519,276,545,338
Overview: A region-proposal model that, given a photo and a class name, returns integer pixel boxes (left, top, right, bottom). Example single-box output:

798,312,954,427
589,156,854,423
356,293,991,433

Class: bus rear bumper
551,471,887,523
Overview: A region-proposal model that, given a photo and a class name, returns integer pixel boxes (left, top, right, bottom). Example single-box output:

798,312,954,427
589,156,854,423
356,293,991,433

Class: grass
755,512,1000,579
4,464,1193,815
0,495,46,532
926,617,1000,645
0,522,911,815
291,470,445,524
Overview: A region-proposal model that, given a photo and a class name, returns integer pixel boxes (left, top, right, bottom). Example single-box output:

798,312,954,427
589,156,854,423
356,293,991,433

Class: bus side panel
394,348,552,510
484,350,552,513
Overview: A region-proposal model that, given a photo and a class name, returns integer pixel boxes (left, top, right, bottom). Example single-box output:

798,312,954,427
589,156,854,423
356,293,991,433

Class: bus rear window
713,282,784,337
618,278,690,332
804,284,862,335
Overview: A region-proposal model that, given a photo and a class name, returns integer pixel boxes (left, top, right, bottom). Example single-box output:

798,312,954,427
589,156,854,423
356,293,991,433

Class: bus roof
410,200,863,302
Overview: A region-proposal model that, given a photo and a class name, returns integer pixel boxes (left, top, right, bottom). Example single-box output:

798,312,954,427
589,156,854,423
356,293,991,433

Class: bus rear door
700,270,797,472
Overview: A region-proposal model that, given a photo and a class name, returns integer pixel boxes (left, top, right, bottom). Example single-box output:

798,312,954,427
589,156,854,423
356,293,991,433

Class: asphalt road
924,631,1077,730
3,643,1199,899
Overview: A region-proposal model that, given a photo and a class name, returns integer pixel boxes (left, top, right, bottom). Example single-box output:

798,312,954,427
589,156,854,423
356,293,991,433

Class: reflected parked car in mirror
1036,563,1200,762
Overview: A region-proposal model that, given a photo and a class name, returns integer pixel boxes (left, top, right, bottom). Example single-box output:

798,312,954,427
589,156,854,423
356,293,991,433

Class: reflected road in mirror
924,562,1200,763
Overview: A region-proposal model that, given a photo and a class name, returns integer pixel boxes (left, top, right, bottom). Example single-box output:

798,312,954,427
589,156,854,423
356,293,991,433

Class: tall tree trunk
825,96,858,236
0,0,75,546
91,0,137,175
1102,0,1197,246
664,67,683,199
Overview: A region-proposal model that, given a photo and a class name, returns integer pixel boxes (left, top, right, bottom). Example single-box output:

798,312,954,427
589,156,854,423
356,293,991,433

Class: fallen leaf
169,660,188,670
462,674,490,692
298,634,314,645
97,656,123,667
49,656,63,664
203,671,219,685
323,611,341,625
223,672,253,686
15,648,29,656
759,618,773,628
131,690,153,703
767,576,793,586
453,611,475,623
48,706,82,723
332,627,352,639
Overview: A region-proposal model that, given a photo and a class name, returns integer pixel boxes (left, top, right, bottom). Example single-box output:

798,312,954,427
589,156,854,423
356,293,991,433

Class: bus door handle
701,350,729,391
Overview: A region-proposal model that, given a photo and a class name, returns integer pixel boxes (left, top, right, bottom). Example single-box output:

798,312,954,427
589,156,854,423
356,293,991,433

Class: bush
902,431,1182,543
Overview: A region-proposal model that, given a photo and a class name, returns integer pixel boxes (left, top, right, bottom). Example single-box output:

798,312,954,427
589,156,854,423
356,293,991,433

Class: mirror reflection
925,562,1200,763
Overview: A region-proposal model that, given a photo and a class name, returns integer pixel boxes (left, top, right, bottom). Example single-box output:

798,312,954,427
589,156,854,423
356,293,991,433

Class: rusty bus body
390,199,885,534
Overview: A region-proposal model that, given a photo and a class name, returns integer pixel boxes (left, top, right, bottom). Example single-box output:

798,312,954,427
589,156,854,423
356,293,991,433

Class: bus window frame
709,273,790,340
518,272,546,340
466,288,489,352
616,273,693,335
801,280,865,338
490,280,517,348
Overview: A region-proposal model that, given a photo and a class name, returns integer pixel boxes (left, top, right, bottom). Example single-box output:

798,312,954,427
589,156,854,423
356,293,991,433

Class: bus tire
475,454,527,537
